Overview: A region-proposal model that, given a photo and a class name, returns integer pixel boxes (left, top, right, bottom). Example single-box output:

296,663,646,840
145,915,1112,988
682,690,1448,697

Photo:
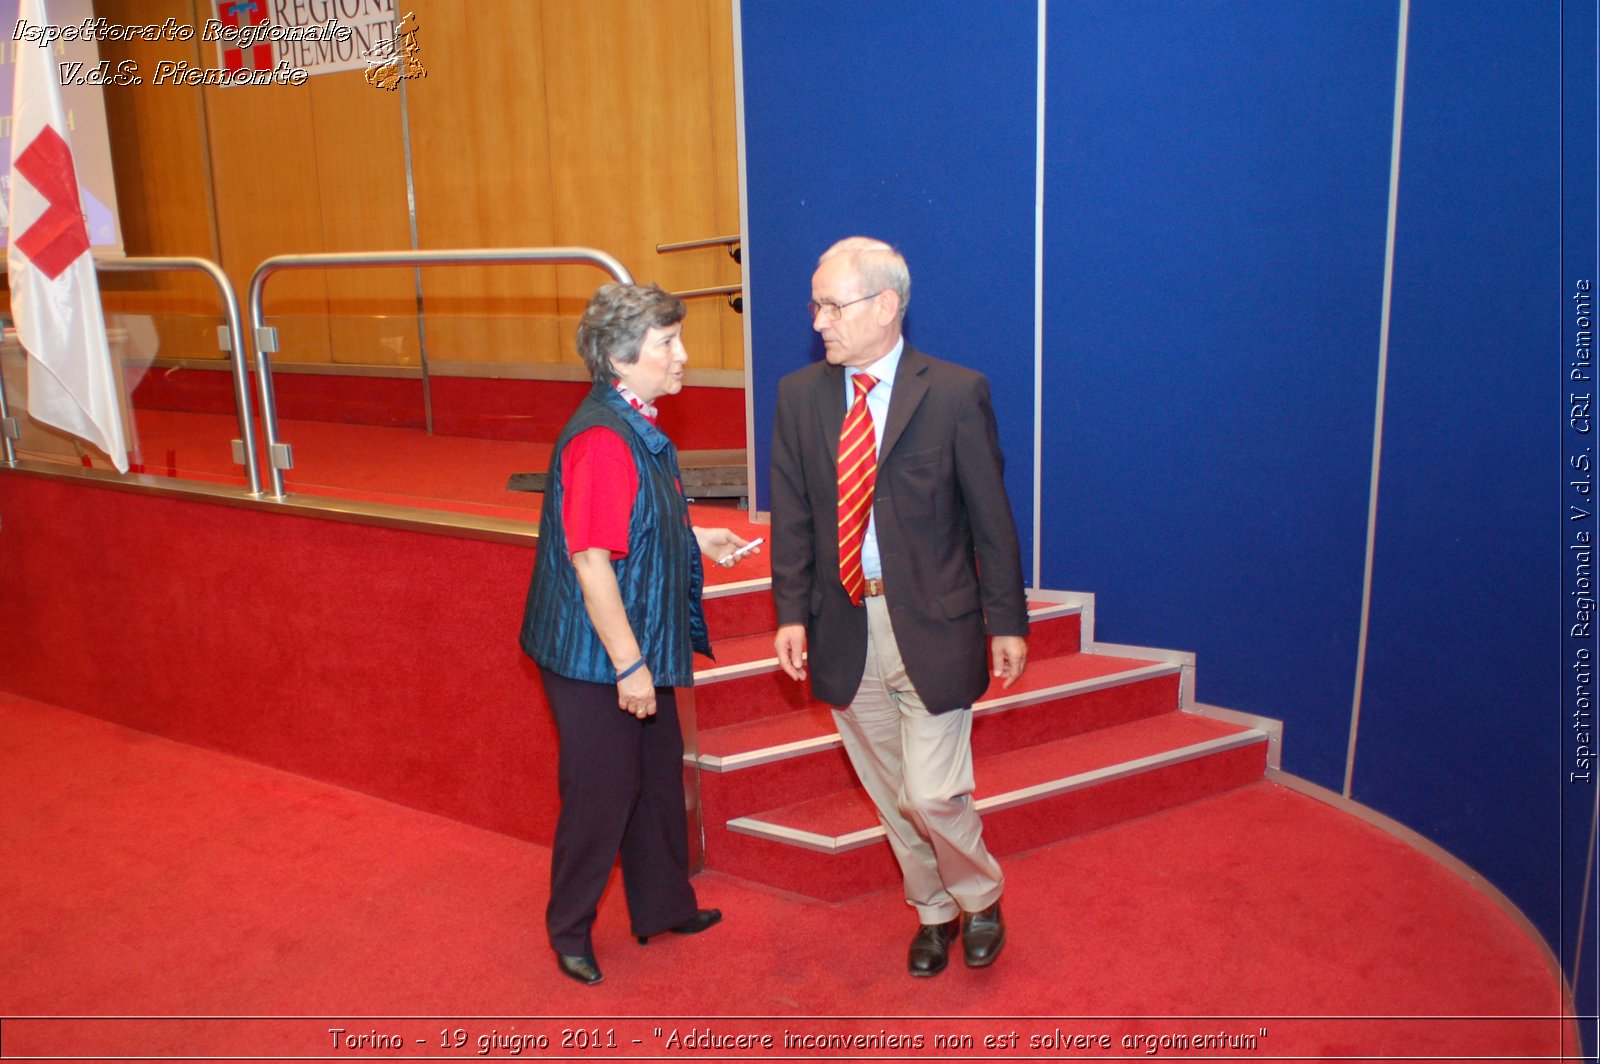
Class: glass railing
0,250,747,523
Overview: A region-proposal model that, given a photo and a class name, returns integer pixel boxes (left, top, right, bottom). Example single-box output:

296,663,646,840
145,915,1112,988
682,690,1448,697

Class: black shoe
907,919,959,977
636,908,722,945
555,952,602,985
961,900,1005,967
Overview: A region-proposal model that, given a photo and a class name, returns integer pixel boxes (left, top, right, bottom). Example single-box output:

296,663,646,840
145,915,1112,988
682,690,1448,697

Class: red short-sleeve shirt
560,426,638,556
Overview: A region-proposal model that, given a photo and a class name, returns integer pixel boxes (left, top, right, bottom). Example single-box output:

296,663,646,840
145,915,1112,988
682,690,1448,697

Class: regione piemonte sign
211,0,397,78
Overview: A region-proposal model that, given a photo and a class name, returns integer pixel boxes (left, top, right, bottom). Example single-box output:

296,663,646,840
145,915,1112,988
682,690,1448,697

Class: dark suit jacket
770,343,1029,713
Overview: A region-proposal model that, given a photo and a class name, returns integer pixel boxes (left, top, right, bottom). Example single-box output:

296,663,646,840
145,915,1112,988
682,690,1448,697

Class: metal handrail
93,255,262,494
674,284,742,298
656,234,741,264
246,247,634,500
656,234,739,253
671,283,744,314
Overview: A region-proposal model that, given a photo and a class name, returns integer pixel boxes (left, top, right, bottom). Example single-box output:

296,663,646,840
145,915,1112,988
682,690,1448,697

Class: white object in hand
720,537,764,567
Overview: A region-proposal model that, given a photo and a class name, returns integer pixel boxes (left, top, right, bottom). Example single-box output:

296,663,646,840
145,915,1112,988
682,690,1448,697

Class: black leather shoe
961,900,1005,967
555,952,602,985
907,919,959,977
636,908,722,944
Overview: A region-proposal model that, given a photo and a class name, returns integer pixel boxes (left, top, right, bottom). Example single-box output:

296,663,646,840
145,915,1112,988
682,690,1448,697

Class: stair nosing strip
724,728,1269,853
703,577,772,598
695,657,782,683
723,816,884,854
694,732,842,772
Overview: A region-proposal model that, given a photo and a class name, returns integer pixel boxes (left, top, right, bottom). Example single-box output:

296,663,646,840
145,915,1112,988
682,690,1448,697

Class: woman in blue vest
520,283,757,986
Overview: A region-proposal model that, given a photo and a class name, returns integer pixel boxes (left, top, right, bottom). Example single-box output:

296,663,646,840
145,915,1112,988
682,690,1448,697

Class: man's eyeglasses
806,291,884,320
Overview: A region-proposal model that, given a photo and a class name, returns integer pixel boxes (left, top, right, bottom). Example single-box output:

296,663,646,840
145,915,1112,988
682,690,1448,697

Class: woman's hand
617,662,656,718
693,526,761,568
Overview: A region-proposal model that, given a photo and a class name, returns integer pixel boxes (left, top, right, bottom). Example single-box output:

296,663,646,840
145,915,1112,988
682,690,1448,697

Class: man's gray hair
575,283,687,384
819,236,911,322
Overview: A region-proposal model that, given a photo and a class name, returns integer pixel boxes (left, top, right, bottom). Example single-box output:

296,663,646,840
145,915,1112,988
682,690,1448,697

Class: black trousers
538,667,698,955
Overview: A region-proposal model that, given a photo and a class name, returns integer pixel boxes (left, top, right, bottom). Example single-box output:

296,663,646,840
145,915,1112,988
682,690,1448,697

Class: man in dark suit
770,237,1029,977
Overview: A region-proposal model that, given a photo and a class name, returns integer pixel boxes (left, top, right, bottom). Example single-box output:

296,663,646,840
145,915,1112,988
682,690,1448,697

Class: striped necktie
837,372,879,605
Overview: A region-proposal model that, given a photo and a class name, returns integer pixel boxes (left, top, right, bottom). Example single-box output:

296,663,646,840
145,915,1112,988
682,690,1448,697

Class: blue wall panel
1039,0,1397,789
741,0,1591,993
1353,0,1566,964
742,0,1038,571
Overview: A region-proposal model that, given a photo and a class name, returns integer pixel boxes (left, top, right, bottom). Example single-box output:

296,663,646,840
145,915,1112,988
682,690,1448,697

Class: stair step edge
973,661,1180,717
692,660,1185,772
703,576,773,595
723,728,1270,854
698,730,841,772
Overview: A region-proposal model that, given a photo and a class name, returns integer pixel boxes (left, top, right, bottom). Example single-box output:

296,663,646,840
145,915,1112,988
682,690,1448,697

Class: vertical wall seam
1575,785,1599,991
189,0,224,265
1346,0,1411,799
397,78,430,434
1569,0,1600,1001
1032,0,1047,591
731,0,758,514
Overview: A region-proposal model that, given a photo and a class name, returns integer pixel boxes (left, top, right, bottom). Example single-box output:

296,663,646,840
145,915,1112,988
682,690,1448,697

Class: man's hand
774,623,808,681
991,635,1028,689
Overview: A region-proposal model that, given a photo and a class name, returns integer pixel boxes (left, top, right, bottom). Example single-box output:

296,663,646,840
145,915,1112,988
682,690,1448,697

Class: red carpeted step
700,581,778,636
730,711,1259,846
691,600,1084,730
710,711,1268,900
687,583,1255,904
1016,600,1084,659
692,629,781,674
694,652,1177,771
692,652,1186,831
698,596,1080,674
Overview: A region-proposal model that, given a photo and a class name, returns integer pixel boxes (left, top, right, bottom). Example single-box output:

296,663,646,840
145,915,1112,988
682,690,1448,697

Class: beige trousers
831,595,1004,924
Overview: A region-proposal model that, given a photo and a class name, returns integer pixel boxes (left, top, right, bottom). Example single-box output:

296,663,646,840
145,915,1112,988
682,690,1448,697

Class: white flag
7,0,127,472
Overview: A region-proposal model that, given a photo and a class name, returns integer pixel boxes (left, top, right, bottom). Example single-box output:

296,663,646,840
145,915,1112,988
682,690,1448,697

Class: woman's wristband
616,657,647,682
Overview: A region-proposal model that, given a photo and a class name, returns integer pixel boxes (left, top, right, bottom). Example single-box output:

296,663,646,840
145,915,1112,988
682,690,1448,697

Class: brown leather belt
862,577,887,597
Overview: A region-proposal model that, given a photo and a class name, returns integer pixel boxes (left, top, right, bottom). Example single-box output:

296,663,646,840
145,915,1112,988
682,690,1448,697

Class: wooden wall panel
202,59,332,364
306,75,417,367
703,0,745,377
541,0,738,371
91,0,745,375
403,0,561,368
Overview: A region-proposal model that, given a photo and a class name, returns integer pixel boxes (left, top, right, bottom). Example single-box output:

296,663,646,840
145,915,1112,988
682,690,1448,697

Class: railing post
0,363,18,467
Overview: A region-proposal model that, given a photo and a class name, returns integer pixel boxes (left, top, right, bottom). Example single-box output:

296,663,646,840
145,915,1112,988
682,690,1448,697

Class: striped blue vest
519,383,711,685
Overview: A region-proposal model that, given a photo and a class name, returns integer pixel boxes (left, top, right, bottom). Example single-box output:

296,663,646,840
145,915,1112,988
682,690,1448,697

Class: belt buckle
863,577,886,598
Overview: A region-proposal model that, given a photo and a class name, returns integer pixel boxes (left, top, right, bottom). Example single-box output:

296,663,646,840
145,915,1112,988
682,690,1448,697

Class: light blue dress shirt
844,336,904,581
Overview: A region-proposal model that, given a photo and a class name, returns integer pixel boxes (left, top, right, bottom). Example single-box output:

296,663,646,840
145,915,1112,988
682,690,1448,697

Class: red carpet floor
0,692,1575,1062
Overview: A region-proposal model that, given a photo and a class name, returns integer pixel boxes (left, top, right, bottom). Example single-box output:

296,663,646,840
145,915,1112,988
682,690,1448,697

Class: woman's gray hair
576,283,687,384
818,236,911,321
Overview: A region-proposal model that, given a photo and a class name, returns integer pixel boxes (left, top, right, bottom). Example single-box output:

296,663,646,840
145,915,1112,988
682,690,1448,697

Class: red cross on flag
7,0,127,472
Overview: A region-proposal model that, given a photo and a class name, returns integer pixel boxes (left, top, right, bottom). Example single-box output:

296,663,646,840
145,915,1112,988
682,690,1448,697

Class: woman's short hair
576,283,687,384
